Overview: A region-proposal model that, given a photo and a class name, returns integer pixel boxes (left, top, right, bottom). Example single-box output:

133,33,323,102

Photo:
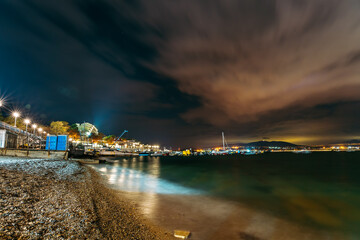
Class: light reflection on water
91,153,360,238
91,157,203,195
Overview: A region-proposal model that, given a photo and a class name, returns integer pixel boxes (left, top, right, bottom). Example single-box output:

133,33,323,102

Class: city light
12,111,20,127
12,112,20,118
24,119,31,132
32,124,37,135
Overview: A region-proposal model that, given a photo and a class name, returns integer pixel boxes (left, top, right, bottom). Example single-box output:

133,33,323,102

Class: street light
0,100,2,107
12,111,20,127
24,119,31,132
24,119,31,149
32,124,37,134
31,124,37,149
38,128,43,149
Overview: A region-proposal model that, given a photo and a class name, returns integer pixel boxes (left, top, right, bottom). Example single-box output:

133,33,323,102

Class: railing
0,121,42,141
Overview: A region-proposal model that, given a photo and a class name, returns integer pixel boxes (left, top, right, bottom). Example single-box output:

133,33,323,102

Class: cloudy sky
1,0,360,147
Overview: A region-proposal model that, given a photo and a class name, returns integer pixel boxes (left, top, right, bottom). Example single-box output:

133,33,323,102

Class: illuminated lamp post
32,124,37,149
12,111,20,127
38,128,43,149
24,119,31,132
24,119,31,149
32,124,37,135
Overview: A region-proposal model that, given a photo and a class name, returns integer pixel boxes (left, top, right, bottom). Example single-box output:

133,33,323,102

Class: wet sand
0,157,175,239
118,191,348,240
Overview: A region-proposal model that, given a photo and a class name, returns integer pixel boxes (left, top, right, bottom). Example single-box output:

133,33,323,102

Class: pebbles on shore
0,157,175,239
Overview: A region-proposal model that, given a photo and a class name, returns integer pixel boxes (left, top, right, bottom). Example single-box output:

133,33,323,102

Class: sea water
91,152,360,238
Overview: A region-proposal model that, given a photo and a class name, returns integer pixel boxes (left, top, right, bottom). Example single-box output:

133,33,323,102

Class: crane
115,130,128,141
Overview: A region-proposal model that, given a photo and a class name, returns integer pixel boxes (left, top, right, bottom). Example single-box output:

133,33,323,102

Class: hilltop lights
12,111,20,127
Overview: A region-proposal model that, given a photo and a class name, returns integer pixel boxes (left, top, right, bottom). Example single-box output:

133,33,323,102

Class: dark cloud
0,0,360,146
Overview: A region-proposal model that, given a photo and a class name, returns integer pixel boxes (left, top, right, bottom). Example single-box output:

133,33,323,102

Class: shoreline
117,191,347,240
0,156,353,240
0,157,175,239
91,161,351,240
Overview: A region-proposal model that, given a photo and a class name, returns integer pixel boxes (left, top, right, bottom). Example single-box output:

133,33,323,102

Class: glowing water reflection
91,159,203,195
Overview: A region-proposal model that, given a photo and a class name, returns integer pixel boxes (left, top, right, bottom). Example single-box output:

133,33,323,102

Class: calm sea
91,152,360,237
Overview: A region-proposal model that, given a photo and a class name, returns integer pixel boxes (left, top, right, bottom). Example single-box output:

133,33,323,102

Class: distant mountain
245,141,298,148
343,139,360,144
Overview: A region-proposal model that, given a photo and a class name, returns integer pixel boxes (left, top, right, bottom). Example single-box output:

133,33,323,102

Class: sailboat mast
222,132,225,150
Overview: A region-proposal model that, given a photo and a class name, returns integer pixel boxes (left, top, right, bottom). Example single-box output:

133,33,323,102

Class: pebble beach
0,157,175,239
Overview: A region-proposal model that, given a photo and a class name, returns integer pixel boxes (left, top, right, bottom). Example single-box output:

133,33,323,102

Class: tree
103,135,116,145
50,121,70,135
0,112,5,121
67,123,80,140
90,132,106,144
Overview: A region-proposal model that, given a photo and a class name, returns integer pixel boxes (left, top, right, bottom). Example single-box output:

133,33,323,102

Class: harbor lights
12,111,20,127
24,119,31,132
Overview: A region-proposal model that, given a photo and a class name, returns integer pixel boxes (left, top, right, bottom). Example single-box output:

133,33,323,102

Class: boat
243,151,257,155
294,149,311,154
75,159,100,164
114,150,126,156
150,152,163,156
99,148,116,156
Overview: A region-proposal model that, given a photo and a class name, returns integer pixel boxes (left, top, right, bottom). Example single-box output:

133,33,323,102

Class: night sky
1,0,360,147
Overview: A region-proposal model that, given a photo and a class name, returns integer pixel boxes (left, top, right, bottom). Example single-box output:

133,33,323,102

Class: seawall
0,149,68,160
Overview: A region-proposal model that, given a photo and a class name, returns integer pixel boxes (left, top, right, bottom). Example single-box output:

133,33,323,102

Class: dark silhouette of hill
343,139,360,144
245,141,298,148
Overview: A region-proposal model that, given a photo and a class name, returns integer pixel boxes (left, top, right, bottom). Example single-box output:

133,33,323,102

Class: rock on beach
0,157,175,239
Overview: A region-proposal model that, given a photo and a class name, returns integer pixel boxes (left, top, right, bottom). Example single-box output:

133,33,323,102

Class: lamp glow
24,119,31,132
32,124,37,135
12,111,20,127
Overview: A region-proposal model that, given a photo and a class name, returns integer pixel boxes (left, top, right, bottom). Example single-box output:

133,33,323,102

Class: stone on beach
174,230,191,239
0,157,175,239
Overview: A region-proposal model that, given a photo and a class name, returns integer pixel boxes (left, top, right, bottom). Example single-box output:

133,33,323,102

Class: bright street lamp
12,111,20,127
38,128,43,149
0,100,2,107
32,124,37,134
24,119,31,132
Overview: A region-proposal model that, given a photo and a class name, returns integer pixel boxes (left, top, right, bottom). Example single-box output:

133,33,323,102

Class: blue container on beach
46,135,57,150
56,135,68,151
